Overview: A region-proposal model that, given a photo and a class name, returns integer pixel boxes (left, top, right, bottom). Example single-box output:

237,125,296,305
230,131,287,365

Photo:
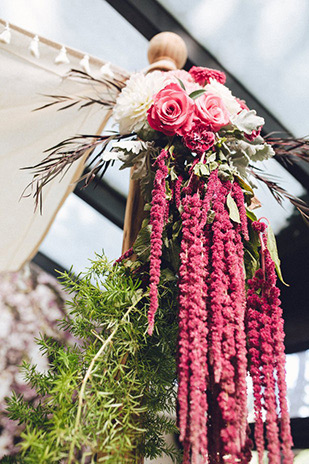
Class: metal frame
106,0,309,191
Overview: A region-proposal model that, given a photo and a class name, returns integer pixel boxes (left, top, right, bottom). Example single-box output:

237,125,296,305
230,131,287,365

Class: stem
68,295,143,464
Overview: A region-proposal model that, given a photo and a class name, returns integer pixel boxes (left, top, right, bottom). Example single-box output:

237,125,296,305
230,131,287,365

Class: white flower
205,78,241,116
113,71,167,134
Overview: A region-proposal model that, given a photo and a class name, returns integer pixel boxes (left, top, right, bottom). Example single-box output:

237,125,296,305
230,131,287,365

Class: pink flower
195,92,230,132
147,83,194,136
246,224,294,464
236,98,249,112
182,120,215,155
148,149,169,335
189,66,226,86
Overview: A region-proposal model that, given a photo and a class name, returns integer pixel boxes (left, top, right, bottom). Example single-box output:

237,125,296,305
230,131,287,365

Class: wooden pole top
146,31,188,73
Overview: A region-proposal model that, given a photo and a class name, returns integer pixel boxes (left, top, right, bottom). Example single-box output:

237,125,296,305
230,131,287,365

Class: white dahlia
113,71,167,134
205,78,242,116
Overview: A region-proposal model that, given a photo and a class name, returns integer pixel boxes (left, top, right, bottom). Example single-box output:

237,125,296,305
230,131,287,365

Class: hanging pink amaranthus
146,153,294,463
175,171,251,464
148,148,169,336
246,221,294,464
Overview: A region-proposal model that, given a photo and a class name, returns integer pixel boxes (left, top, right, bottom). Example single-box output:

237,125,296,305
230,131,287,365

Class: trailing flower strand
246,221,293,464
148,148,169,336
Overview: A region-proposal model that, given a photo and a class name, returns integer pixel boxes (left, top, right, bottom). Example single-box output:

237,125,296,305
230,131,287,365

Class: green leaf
169,166,178,181
133,224,152,263
244,248,259,280
267,224,289,286
207,210,215,224
208,161,218,171
226,193,241,223
172,220,182,238
161,268,177,283
189,89,206,100
246,208,258,222
176,78,186,90
166,239,181,272
235,175,254,196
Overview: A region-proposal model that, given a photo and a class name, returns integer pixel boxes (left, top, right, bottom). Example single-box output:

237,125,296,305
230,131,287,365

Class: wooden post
122,32,187,253
112,32,187,464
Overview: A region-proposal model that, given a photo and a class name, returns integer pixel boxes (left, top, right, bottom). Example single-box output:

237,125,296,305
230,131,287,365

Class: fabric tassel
80,54,91,74
29,35,40,59
100,62,115,78
0,22,11,44
55,46,70,65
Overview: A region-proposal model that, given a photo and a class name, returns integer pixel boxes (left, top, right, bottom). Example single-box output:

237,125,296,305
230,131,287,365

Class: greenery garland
3,255,181,463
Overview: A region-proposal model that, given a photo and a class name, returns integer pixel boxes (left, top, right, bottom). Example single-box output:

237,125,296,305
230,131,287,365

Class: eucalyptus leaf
172,220,182,238
200,164,210,176
161,268,177,283
189,89,206,100
231,109,264,134
208,161,218,171
207,153,217,163
226,193,241,223
267,224,289,286
250,143,275,162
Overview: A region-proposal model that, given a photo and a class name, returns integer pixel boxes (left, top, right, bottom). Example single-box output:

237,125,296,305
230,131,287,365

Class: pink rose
189,66,226,86
195,92,230,132
147,83,194,136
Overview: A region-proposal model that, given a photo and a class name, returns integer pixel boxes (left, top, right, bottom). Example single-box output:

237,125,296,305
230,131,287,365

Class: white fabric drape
0,20,127,271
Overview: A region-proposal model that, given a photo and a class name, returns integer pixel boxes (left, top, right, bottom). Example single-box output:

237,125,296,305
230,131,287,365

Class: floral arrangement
15,64,309,463
110,66,293,463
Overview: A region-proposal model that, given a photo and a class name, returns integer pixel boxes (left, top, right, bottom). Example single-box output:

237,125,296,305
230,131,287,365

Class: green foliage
4,254,180,463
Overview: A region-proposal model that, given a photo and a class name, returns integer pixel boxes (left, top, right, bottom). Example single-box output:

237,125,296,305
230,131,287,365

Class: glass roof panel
39,194,123,274
157,0,309,137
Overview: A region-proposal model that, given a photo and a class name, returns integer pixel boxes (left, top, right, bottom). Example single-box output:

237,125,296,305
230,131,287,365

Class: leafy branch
3,254,180,464
68,293,144,464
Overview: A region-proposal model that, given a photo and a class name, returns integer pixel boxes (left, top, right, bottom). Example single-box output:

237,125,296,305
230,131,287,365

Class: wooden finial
122,32,188,253
147,31,187,73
